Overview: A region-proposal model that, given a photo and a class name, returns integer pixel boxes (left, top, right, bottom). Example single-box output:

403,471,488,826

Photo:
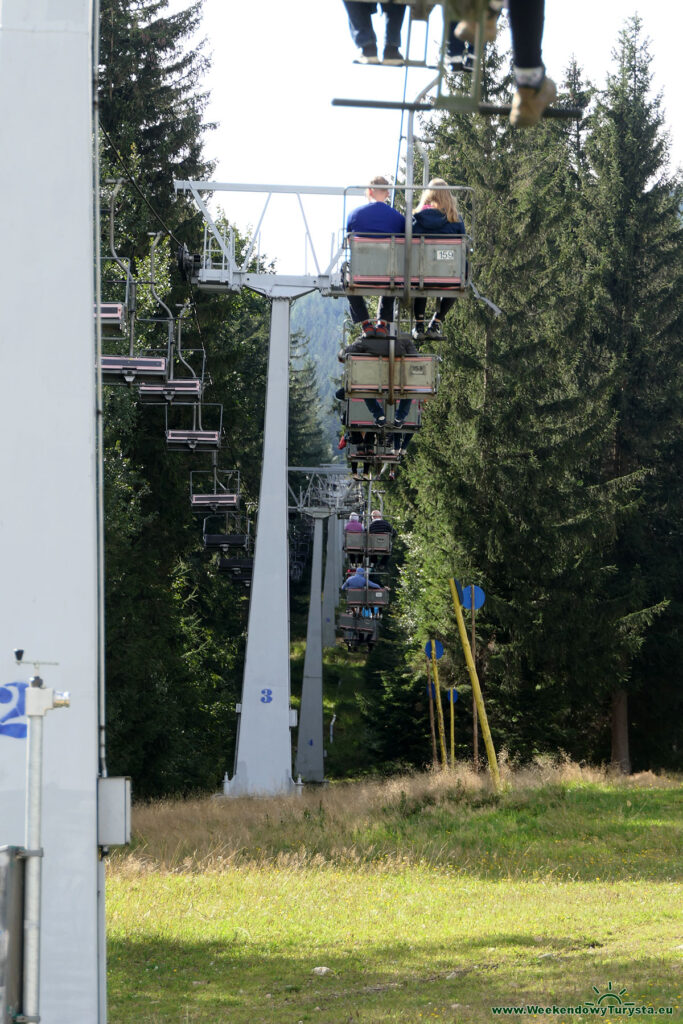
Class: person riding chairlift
411,179,465,341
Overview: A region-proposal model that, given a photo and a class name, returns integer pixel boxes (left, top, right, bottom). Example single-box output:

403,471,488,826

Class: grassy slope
107,771,682,1024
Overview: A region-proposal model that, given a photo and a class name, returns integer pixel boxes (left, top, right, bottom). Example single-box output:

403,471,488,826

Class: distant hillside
291,291,348,452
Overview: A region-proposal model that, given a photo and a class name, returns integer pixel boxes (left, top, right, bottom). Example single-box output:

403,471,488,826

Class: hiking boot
455,8,500,45
510,75,557,128
382,45,404,65
359,43,379,63
426,318,443,338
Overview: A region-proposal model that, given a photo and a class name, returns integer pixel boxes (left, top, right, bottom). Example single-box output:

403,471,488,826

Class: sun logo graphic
584,981,635,1010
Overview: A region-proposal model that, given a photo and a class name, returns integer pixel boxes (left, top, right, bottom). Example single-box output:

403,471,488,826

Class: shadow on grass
108,935,677,1024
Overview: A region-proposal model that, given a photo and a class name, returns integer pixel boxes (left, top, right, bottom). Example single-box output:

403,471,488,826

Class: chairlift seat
96,302,127,331
218,557,253,581
337,613,380,641
204,533,249,550
138,379,202,404
344,234,469,296
101,355,166,385
191,493,239,513
344,588,389,608
344,354,438,399
165,429,221,452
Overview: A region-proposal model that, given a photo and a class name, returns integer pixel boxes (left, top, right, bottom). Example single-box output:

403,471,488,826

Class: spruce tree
581,16,683,770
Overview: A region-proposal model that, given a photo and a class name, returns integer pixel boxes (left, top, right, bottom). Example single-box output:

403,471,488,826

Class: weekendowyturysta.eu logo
491,982,675,1017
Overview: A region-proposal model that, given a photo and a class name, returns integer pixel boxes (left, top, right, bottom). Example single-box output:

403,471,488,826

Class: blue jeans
343,2,405,49
364,397,412,422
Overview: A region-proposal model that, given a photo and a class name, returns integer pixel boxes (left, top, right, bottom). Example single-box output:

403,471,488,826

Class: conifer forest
99,0,682,796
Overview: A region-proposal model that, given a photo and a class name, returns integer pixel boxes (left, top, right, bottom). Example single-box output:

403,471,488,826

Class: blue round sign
461,585,486,610
449,688,459,704
424,640,444,660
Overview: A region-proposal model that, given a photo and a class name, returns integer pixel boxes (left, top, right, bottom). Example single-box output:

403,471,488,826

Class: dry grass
114,759,678,875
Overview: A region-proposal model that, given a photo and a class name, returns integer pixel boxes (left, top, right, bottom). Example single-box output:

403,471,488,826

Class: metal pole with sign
449,581,501,792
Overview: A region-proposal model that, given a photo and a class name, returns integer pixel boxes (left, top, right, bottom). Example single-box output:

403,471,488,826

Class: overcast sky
169,0,682,272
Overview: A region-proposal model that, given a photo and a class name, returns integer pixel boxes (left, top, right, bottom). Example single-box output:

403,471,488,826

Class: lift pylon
225,297,302,796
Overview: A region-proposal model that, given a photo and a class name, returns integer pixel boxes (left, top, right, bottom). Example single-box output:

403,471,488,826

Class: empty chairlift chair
138,310,206,405
165,403,223,452
202,513,251,553
98,198,170,386
190,469,240,515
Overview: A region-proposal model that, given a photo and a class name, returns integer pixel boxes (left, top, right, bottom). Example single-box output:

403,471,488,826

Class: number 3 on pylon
260,688,273,703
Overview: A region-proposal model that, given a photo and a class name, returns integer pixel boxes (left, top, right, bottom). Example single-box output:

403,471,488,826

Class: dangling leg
343,2,380,61
380,2,405,62
412,296,427,340
508,0,556,128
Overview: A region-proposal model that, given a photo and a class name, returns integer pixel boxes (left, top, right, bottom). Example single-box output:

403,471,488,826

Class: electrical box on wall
97,777,131,846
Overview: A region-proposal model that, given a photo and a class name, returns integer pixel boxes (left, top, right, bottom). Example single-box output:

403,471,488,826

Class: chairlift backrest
345,234,469,296
344,354,439,398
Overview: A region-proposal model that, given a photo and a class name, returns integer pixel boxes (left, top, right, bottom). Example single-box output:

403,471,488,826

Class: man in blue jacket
341,566,381,590
346,175,405,340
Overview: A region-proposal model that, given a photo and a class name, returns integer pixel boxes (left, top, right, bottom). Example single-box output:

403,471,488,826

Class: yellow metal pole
449,687,455,768
448,580,501,792
430,642,448,768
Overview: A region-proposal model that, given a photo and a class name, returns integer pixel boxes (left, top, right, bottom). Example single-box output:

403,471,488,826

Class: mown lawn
107,773,682,1023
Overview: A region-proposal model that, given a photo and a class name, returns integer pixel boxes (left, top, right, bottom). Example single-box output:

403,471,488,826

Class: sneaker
382,45,404,65
373,320,390,338
411,322,425,341
510,75,557,128
426,318,443,338
374,415,387,427
455,9,500,45
393,416,405,428
360,319,375,339
359,43,379,63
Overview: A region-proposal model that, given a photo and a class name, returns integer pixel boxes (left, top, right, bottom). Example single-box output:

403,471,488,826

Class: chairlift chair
343,532,392,560
165,403,223,452
335,0,582,120
218,556,253,584
138,305,206,405
344,587,390,609
190,469,240,514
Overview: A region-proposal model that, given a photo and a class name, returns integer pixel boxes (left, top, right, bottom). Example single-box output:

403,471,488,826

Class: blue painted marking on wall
0,681,29,738
260,688,273,703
